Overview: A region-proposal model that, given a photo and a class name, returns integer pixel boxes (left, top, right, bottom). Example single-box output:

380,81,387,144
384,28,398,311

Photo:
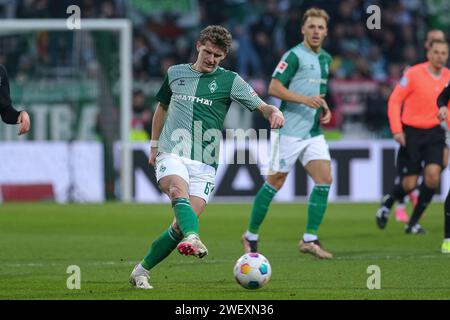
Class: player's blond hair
198,25,232,54
302,7,330,26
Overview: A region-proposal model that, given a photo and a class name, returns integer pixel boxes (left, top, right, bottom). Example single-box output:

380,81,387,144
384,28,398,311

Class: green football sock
306,184,330,235
141,225,182,270
248,182,278,234
172,197,199,237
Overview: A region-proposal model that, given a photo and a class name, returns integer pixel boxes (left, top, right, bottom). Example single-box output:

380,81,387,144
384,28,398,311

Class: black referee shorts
397,125,446,176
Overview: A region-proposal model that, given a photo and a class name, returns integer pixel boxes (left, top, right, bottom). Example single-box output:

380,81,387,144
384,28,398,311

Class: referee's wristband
150,140,159,148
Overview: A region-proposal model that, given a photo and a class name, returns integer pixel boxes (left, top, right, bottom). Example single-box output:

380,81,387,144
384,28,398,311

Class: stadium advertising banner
3,140,450,203
0,142,104,203
128,140,450,203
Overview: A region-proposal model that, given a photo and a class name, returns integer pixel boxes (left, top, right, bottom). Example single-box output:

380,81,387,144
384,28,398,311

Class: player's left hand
17,111,30,135
268,109,284,129
438,106,448,122
320,101,332,124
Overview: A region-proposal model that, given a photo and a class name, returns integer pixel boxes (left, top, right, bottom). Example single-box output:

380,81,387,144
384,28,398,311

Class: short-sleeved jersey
156,63,263,169
272,42,332,139
388,62,450,134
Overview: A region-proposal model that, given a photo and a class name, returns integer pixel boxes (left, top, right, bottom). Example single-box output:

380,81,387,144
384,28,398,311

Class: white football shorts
269,132,331,173
155,152,216,203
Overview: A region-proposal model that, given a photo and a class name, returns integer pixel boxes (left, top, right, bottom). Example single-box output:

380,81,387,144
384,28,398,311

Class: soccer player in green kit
242,8,334,259
129,25,284,289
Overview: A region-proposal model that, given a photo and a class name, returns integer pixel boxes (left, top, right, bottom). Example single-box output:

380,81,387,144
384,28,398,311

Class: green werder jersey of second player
156,64,263,169
273,42,332,139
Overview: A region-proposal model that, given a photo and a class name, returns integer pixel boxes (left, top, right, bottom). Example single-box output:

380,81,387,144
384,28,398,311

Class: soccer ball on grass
233,252,272,289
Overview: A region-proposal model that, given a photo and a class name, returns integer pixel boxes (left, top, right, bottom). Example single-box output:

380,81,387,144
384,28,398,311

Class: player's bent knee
268,173,287,190
272,180,285,190
403,184,416,193
321,175,333,185
402,177,418,193
424,175,440,189
311,174,332,185
424,166,442,188
168,186,187,200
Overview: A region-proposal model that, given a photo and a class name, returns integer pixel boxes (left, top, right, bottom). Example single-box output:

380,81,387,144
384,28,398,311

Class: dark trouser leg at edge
445,190,450,239
442,190,450,253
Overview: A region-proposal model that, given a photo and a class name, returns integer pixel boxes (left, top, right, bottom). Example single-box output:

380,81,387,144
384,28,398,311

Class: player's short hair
429,39,449,49
302,7,330,26
198,25,232,54
426,29,445,40
425,29,446,49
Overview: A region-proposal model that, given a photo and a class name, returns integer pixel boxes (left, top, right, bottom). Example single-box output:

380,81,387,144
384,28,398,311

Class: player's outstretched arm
256,103,284,129
268,78,326,109
149,102,168,166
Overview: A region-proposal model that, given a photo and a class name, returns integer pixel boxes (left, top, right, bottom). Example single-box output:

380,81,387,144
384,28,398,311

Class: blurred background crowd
0,0,449,141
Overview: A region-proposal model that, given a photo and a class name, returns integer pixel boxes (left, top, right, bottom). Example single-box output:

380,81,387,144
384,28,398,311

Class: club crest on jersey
276,61,288,74
208,80,218,93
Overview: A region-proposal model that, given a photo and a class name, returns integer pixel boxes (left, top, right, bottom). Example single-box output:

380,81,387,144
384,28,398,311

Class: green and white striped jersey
156,63,263,169
272,42,332,139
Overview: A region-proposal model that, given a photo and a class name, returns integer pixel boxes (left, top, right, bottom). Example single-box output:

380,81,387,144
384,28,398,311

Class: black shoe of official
405,224,427,235
375,206,390,229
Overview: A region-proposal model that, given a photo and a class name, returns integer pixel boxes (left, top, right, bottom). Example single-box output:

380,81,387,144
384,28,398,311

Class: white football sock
303,233,318,242
245,230,259,241
137,263,149,273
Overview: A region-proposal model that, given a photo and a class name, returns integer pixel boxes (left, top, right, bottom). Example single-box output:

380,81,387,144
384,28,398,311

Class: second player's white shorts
269,132,331,173
155,152,216,203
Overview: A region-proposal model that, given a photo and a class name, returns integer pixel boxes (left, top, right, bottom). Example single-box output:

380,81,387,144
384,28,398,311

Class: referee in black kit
0,65,30,135
437,81,450,253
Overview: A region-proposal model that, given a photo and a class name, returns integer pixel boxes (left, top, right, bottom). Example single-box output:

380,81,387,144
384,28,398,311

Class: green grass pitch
0,202,449,300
